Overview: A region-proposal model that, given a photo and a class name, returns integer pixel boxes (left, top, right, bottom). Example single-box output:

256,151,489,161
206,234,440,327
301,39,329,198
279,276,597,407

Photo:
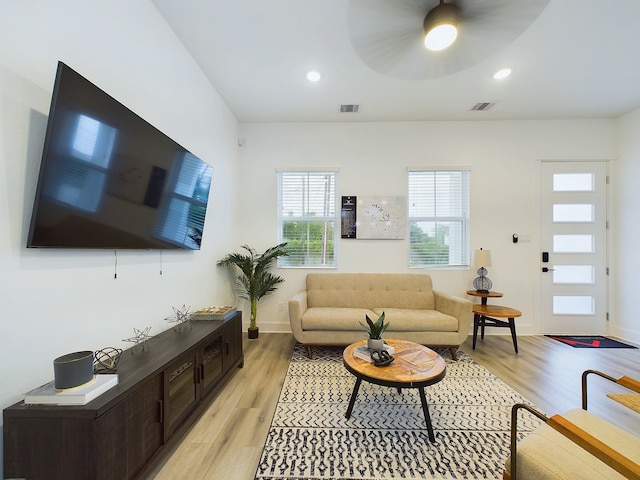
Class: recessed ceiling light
306,71,321,82
493,68,512,80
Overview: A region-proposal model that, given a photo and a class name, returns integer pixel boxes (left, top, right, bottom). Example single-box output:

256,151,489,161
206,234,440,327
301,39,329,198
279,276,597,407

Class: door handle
542,267,555,272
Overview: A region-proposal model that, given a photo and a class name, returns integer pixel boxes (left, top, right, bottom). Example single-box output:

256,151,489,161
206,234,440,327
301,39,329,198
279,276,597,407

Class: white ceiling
151,0,640,123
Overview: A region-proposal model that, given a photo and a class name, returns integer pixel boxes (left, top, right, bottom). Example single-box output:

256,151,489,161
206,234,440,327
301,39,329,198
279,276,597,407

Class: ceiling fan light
423,2,459,52
424,24,458,51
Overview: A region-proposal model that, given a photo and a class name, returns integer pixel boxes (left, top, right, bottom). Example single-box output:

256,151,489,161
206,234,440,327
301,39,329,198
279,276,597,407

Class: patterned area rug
255,344,541,480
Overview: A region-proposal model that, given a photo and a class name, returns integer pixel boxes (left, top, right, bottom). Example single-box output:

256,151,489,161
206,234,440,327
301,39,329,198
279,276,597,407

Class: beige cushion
307,273,435,309
507,408,640,479
301,308,377,331
301,307,459,332
372,308,458,332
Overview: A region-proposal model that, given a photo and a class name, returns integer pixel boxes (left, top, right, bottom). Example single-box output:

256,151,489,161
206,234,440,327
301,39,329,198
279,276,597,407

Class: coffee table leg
345,377,362,419
418,387,436,442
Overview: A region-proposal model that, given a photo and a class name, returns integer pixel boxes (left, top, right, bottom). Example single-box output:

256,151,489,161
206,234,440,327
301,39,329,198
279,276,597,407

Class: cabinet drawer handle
158,400,164,424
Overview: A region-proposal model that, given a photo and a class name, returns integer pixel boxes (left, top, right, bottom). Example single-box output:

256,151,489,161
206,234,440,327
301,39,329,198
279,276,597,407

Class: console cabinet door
165,348,199,438
200,333,224,397
3,414,94,479
223,315,242,372
95,374,164,480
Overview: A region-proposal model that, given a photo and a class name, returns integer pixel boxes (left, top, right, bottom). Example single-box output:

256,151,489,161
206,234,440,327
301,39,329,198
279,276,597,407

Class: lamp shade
423,2,459,51
473,249,492,267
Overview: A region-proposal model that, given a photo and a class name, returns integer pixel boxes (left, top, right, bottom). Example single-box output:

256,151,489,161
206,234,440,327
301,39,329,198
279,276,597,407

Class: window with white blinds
408,169,470,267
277,171,337,267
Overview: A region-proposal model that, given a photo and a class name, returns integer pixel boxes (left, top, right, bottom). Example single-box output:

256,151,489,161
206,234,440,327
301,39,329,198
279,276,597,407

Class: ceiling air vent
340,104,360,113
470,102,496,111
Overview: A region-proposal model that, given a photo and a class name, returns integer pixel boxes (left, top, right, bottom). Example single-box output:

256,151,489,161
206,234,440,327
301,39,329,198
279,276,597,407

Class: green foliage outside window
409,223,450,266
281,220,334,266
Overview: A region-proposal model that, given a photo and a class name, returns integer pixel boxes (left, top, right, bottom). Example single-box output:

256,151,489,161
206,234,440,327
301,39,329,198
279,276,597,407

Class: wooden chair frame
504,369,640,480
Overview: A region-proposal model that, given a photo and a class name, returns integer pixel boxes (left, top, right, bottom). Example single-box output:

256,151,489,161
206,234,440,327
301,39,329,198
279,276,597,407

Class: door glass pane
554,234,594,253
553,295,594,314
553,173,593,191
553,204,593,222
553,265,594,284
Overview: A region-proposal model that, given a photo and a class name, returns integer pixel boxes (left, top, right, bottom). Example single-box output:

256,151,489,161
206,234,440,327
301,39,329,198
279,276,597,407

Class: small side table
466,290,503,306
471,304,522,354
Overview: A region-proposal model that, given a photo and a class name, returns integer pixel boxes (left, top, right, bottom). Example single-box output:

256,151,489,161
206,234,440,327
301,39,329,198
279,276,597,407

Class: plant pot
368,338,385,351
248,326,259,339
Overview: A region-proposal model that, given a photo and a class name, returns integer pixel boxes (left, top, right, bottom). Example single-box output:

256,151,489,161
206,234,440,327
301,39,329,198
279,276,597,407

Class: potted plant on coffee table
360,311,389,350
217,243,289,339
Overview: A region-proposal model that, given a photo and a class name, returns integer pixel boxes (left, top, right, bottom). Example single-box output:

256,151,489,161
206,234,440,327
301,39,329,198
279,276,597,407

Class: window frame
277,169,339,268
407,168,471,268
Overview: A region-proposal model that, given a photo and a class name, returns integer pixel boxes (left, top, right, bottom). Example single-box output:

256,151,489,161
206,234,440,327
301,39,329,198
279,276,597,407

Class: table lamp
472,248,492,293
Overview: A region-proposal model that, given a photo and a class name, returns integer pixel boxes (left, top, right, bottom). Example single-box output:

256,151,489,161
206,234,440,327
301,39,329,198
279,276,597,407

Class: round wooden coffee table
343,339,446,442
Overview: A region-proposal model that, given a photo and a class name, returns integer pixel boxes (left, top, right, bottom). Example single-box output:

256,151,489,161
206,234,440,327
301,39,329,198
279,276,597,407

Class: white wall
0,1,240,469
614,108,640,344
236,120,628,338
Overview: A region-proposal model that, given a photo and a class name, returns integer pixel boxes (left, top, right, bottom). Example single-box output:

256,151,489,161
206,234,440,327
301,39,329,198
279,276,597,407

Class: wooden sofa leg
449,346,458,361
306,345,313,359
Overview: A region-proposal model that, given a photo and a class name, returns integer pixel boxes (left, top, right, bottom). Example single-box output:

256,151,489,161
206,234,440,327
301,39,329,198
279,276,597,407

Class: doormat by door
545,335,638,349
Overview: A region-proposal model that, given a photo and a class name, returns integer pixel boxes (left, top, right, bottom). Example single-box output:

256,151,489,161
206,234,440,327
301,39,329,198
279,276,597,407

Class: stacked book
191,306,237,321
353,344,395,363
24,374,119,405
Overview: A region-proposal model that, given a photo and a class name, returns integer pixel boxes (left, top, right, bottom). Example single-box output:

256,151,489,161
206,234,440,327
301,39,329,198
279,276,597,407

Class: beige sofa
288,273,472,359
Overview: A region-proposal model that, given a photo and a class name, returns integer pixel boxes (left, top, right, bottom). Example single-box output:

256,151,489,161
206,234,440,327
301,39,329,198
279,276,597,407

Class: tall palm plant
216,243,289,338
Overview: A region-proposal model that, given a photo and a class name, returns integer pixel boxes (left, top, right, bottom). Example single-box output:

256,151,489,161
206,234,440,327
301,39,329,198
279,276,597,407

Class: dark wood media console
3,311,244,480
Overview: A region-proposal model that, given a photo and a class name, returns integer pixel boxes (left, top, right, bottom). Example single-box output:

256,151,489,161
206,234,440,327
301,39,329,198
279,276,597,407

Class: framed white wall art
356,196,406,239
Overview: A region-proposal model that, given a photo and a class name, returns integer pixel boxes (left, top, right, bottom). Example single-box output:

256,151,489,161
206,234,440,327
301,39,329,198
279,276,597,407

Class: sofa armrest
288,289,308,338
433,290,472,335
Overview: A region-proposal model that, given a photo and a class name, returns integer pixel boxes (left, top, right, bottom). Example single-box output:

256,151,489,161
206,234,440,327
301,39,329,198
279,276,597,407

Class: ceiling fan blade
347,0,550,80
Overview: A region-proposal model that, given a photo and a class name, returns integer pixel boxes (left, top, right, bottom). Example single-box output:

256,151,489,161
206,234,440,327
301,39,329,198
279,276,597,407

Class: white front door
540,161,608,334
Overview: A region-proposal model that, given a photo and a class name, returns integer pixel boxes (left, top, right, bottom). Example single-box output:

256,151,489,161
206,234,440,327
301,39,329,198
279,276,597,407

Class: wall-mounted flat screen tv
27,61,212,250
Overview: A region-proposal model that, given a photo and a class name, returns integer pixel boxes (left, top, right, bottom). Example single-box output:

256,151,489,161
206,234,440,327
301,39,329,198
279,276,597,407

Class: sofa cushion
372,308,458,332
307,273,435,309
301,308,378,331
301,307,459,333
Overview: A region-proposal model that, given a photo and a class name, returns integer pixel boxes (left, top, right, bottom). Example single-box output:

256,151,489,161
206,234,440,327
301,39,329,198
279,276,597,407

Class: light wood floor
145,334,640,480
